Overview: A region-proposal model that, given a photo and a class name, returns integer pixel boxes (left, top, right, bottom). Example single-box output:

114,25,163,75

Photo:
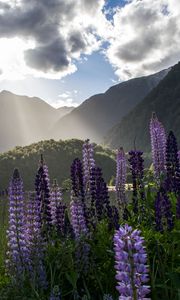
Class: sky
0,0,179,108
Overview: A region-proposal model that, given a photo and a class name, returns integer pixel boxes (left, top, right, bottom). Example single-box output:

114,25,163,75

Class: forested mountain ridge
105,62,180,151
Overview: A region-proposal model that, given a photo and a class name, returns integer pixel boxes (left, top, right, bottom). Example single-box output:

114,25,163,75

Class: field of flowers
0,113,180,300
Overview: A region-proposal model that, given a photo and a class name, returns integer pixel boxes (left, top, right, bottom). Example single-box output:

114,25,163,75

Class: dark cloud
25,38,69,72
69,31,86,53
116,32,159,62
0,2,10,10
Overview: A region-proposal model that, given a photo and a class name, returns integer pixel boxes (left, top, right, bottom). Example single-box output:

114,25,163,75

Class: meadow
0,114,180,300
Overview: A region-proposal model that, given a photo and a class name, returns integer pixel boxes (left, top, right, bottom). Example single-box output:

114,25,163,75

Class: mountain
0,139,115,190
105,62,180,152
52,69,169,143
0,90,74,152
57,106,74,118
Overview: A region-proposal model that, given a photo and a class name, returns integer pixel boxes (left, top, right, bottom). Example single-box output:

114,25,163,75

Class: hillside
52,69,168,143
105,62,180,151
0,139,116,190
0,90,73,152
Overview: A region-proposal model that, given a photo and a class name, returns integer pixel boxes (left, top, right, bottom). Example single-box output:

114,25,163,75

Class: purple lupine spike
114,224,150,300
70,195,90,273
82,139,95,192
26,191,47,289
90,167,109,220
70,195,88,239
50,179,67,234
71,157,89,227
89,166,119,228
165,132,180,219
129,150,145,214
165,131,180,194
115,147,127,211
35,155,52,231
155,187,174,232
71,158,85,200
6,168,28,279
150,113,166,179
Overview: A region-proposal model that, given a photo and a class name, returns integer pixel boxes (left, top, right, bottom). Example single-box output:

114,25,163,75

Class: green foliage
0,139,115,190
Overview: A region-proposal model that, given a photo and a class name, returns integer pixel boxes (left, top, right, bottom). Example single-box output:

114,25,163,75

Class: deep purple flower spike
35,154,52,231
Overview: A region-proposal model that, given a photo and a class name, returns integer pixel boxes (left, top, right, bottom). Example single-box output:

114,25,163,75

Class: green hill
0,139,116,190
105,62,180,151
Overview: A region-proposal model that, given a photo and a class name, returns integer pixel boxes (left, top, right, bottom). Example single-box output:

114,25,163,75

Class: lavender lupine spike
82,139,95,192
35,155,52,231
50,179,65,230
70,195,88,239
114,224,150,300
150,113,166,179
70,195,90,273
115,147,127,210
6,169,27,279
129,150,145,215
26,191,47,289
155,187,174,232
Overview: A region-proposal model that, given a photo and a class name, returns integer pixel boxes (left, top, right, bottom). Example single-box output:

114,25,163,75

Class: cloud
0,0,180,81
106,0,180,79
0,0,107,79
54,97,79,108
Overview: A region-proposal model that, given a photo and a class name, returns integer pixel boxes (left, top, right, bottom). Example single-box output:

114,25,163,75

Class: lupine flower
71,158,85,200
114,224,150,300
89,166,119,228
116,147,127,217
6,169,28,279
70,195,88,239
82,139,95,193
165,131,180,194
129,150,145,214
50,179,62,225
35,155,52,231
71,158,88,221
150,113,166,179
26,191,47,289
70,195,90,273
50,179,66,234
90,167,111,221
155,187,174,232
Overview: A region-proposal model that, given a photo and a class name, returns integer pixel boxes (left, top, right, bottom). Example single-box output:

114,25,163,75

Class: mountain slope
0,139,115,190
105,62,180,151
52,69,169,143
0,91,74,152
